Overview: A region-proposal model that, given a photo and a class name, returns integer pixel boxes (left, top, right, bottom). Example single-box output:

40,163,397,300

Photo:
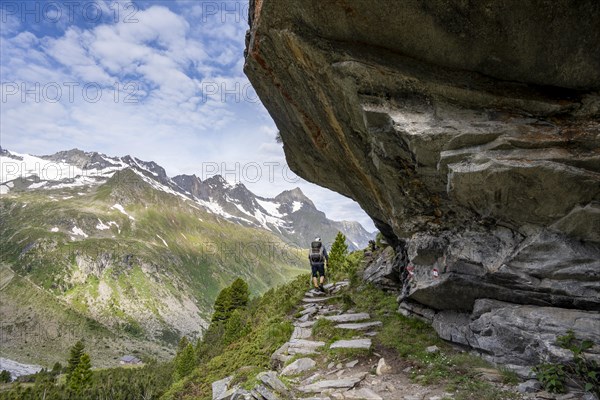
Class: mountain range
0,148,374,250
0,147,375,368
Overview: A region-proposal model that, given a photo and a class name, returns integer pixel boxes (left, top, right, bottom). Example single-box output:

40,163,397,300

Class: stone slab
324,313,370,323
297,377,362,393
335,321,382,330
330,339,372,350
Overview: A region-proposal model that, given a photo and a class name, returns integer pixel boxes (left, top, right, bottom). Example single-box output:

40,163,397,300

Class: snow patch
292,201,303,213
0,186,8,195
50,227,59,232
71,226,88,238
0,151,125,186
62,196,73,200
51,175,100,189
256,198,284,217
28,181,47,189
0,358,42,380
234,203,252,215
130,169,189,202
6,181,14,188
96,219,110,230
107,221,120,233
111,204,135,220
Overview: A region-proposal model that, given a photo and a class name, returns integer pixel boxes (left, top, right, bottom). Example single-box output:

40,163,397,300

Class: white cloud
0,1,377,232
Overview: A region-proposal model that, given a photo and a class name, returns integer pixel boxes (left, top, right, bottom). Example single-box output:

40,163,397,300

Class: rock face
244,0,600,367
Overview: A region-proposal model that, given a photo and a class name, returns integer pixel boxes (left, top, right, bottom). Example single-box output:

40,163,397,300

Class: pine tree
223,308,248,346
211,286,233,322
69,352,92,392
66,340,85,383
174,343,196,380
50,362,63,376
211,278,250,323
0,370,11,383
229,278,250,309
328,232,349,277
176,336,189,354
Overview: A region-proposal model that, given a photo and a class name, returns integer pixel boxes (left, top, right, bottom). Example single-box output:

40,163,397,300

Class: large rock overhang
244,0,600,367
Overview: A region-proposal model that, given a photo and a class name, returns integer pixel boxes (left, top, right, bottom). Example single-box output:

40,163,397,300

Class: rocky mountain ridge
243,0,600,369
0,148,375,249
0,158,306,367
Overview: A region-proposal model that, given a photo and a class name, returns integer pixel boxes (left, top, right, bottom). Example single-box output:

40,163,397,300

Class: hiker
308,237,329,292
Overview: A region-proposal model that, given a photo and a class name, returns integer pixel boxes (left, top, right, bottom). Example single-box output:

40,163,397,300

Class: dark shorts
311,264,325,278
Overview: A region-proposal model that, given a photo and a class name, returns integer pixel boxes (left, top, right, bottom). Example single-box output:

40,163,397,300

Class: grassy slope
0,170,305,367
162,274,309,400
163,262,522,400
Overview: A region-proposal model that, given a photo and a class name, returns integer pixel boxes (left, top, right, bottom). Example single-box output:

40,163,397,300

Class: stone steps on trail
323,313,371,323
330,339,372,350
335,321,382,330
288,339,326,355
294,320,316,328
291,326,313,340
305,288,329,297
300,305,319,316
302,296,333,303
324,281,349,293
280,357,317,376
297,376,363,393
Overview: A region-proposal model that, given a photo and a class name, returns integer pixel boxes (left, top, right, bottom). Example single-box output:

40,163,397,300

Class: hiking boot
319,284,325,293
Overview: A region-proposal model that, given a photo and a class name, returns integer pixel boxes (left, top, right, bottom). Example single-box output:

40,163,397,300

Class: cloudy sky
0,0,376,231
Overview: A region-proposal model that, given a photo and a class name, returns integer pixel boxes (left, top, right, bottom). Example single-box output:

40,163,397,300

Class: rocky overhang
243,0,600,369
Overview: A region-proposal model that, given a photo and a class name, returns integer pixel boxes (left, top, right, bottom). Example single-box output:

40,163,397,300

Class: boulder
363,246,400,290
423,298,600,366
257,371,288,395
270,342,291,369
376,358,391,375
280,357,316,376
517,380,542,393
212,376,233,400
253,384,278,400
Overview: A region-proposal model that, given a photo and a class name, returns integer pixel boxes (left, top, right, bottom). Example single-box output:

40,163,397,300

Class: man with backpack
309,237,329,292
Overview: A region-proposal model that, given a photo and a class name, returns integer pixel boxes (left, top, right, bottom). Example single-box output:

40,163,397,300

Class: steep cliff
244,0,600,370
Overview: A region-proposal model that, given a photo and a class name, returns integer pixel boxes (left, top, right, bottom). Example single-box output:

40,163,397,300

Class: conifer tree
211,286,233,322
50,362,63,376
69,353,92,392
328,232,349,277
176,336,189,354
66,340,85,383
0,370,11,383
223,309,248,346
229,278,250,309
211,278,250,323
174,343,196,380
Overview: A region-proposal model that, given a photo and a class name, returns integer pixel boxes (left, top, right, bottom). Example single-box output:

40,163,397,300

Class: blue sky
0,0,376,231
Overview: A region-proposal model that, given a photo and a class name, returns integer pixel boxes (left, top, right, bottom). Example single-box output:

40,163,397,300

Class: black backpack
309,241,325,262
